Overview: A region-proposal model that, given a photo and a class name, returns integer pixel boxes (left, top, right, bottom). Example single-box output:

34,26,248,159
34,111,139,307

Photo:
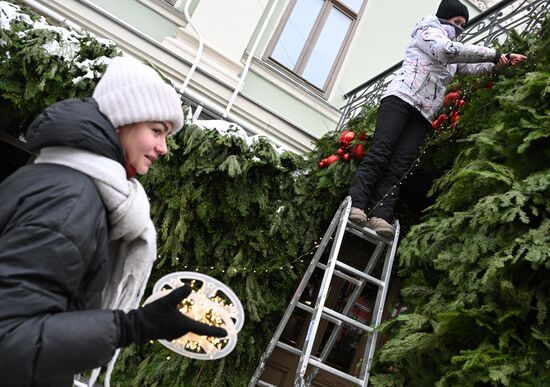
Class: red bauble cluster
319,130,369,168
433,90,465,131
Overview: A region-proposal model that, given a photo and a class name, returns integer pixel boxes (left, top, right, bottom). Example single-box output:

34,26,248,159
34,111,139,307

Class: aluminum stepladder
249,196,400,387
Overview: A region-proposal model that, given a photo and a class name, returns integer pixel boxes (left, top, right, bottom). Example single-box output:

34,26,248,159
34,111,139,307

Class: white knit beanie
93,56,184,133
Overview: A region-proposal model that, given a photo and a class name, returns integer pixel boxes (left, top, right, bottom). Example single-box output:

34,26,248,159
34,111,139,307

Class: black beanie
436,0,469,22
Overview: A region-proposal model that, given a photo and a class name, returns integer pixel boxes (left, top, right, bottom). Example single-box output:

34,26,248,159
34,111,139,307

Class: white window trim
249,56,342,122
135,0,188,27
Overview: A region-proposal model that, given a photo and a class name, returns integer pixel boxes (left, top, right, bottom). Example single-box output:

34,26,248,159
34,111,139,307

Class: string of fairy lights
365,131,441,218
159,128,457,276
161,98,467,276
167,236,329,275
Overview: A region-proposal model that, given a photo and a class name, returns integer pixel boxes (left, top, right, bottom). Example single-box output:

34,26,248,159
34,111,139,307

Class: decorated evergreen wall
370,23,550,387
1,1,548,385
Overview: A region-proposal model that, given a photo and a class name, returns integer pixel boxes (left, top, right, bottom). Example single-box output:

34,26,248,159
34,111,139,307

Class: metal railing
337,0,549,130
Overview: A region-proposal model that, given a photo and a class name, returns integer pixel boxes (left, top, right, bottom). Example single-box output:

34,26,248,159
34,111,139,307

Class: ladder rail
293,198,353,386
248,198,351,387
304,243,385,385
359,221,401,385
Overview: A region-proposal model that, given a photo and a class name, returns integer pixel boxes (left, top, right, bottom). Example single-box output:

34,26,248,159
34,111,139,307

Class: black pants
348,96,430,221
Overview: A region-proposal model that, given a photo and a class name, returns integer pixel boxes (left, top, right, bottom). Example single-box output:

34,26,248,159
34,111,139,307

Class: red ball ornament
351,143,365,160
325,154,339,167
443,91,461,107
343,153,350,161
450,114,460,126
338,130,355,145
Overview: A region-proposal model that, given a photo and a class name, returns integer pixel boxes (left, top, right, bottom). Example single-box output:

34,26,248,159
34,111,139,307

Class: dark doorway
0,131,33,183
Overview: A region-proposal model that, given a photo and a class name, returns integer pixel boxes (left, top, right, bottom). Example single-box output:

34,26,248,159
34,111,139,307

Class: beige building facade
22,0,483,152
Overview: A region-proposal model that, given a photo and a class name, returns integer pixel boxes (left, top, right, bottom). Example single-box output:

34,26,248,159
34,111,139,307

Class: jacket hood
26,98,125,166
412,15,458,39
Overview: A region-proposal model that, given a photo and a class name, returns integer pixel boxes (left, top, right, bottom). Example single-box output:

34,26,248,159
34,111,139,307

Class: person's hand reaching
507,53,527,65
496,53,527,69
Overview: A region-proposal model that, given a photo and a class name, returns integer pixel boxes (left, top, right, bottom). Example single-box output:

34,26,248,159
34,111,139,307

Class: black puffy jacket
0,99,126,386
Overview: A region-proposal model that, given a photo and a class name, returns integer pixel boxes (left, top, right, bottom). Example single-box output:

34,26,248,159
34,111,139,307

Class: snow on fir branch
194,118,287,155
0,0,115,65
0,0,120,133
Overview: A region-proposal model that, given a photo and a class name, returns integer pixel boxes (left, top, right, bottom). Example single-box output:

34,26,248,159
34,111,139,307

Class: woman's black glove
115,285,228,347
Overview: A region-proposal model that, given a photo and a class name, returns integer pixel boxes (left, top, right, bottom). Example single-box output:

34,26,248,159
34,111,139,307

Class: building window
268,0,365,92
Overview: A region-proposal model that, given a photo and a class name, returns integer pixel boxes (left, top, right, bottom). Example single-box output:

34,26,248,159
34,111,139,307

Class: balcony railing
337,0,549,130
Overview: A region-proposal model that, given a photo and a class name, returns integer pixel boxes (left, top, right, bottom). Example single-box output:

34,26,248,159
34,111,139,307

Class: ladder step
334,261,385,288
308,357,364,385
256,380,277,387
297,302,343,326
276,340,302,356
296,302,373,332
346,221,393,244
276,340,366,386
322,307,373,332
275,341,325,365
317,263,363,286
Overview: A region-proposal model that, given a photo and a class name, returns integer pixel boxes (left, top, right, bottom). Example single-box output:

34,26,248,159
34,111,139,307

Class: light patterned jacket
384,15,498,121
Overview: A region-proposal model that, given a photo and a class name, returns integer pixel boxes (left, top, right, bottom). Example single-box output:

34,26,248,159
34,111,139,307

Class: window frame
135,0,192,27
265,0,367,97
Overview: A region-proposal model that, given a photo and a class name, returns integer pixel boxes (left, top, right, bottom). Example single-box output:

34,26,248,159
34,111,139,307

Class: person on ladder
348,0,526,238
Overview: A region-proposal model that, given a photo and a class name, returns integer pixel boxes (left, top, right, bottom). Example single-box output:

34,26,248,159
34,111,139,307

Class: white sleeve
457,62,496,75
416,24,498,64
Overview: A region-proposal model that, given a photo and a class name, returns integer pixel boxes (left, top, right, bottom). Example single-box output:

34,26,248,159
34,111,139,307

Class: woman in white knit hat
0,56,226,387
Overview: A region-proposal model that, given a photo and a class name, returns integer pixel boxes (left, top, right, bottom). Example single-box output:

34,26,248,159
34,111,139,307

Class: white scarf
35,146,157,387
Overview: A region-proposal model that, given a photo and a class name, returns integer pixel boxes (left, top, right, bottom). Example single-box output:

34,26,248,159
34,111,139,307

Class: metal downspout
21,0,304,153
175,0,204,95
223,0,279,118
